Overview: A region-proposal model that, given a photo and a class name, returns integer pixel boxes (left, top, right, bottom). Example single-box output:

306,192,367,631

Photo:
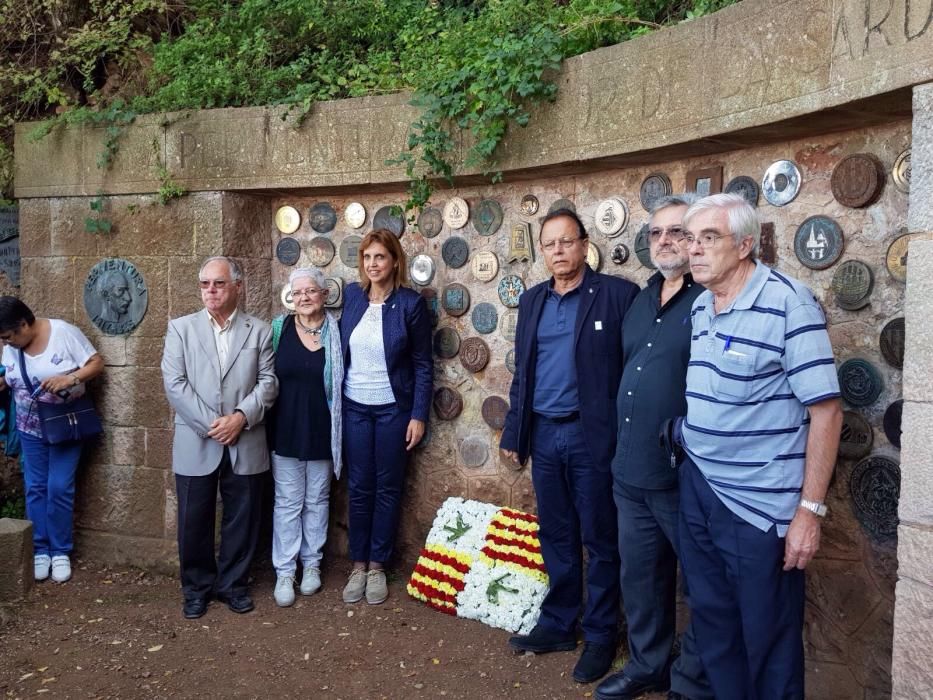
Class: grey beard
654,259,690,280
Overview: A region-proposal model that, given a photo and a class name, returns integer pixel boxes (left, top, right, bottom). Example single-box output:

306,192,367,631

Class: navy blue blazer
339,282,434,422
500,266,639,467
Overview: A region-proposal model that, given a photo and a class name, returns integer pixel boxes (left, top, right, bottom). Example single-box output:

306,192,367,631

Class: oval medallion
309,202,338,234
505,348,517,374
471,302,499,334
838,358,884,407
879,317,905,369
280,284,295,312
339,234,363,268
373,205,405,238
344,202,366,229
473,199,504,237
549,198,576,214
83,258,149,336
308,237,336,267
639,173,672,211
276,237,301,266
634,223,656,270
883,399,903,449
442,283,470,317
498,275,525,308
443,197,470,230
421,287,439,327
433,326,461,359
892,148,911,194
471,251,499,283
441,236,469,269
323,277,344,308
433,386,464,421
586,241,602,271
460,336,490,373
520,194,539,216
724,176,760,207
831,153,886,208
418,207,443,238
831,260,873,311
594,198,628,237
410,254,436,286
275,205,301,234
839,411,873,460
849,454,900,540
500,309,519,342
793,216,844,270
482,396,509,431
762,160,802,206
460,436,489,468
611,243,630,265
884,232,933,282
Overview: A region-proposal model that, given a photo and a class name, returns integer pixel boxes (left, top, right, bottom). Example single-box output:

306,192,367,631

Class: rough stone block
805,661,864,700
20,257,75,323
73,529,176,575
896,401,933,526
17,198,51,257
892,578,933,699
95,335,127,366
108,427,146,466
0,518,32,601
50,198,100,257
239,256,273,320
125,335,165,367
909,85,933,232
903,241,933,402
897,523,933,588
222,193,272,259
145,428,174,470
167,257,204,318
96,367,171,429
75,464,167,538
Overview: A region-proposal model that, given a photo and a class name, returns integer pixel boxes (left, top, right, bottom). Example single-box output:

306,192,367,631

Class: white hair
199,256,243,281
683,193,760,257
289,267,327,290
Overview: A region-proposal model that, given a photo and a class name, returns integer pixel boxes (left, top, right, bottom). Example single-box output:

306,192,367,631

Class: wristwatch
70,373,81,387
799,498,827,517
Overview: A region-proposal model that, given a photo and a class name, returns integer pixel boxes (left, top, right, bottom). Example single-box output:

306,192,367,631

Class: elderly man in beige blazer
161,256,278,619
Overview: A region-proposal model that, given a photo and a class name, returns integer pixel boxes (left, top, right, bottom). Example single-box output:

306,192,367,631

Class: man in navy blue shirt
501,208,638,684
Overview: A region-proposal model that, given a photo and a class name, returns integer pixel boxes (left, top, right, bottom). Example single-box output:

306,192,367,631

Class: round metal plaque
794,216,844,270
611,243,630,265
417,207,443,238
505,348,517,373
639,173,672,211
634,224,656,270
482,396,509,431
879,317,905,369
339,234,363,268
838,358,884,407
762,160,802,206
442,283,471,317
500,309,519,342
83,258,149,336
471,302,498,334
324,277,344,308
498,275,525,308
724,176,760,207
441,236,469,269
410,254,436,286
433,386,464,421
520,195,539,216
594,198,628,237
433,326,461,359
280,284,295,312
309,202,338,234
839,411,873,460
831,153,886,208
849,454,901,539
275,205,301,234
276,237,301,266
344,202,366,229
460,436,489,468
421,287,439,327
892,148,911,194
884,399,903,449
373,205,405,238
460,336,490,373
586,241,602,271
548,198,576,214
831,260,874,311
308,237,336,267
883,232,933,282
473,199,504,237
471,251,499,282
443,197,470,230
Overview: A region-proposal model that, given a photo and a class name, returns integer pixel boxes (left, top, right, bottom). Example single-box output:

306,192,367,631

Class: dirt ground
0,558,668,700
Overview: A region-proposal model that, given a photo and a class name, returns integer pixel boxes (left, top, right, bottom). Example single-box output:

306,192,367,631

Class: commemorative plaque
500,310,519,342
884,399,903,449
344,202,366,229
460,336,490,373
473,199,504,237
508,222,534,263
634,224,657,270
471,302,498,335
309,202,338,233
280,284,295,312
594,198,628,237
410,254,436,286
442,283,471,317
849,454,901,539
639,173,672,211
505,348,516,373
586,242,602,271
442,236,469,269
460,436,489,468
549,198,576,214
838,358,884,407
794,216,844,270
831,260,874,311
520,195,539,216
759,222,776,265
482,396,509,431
276,237,301,266
885,231,933,282
418,207,443,238
724,176,760,207
339,234,362,268
879,317,905,369
83,258,148,335
421,287,439,327
374,205,405,238
611,243,630,265
433,387,464,420
892,148,911,194
275,205,301,234
831,153,886,208
433,326,461,359
762,160,802,206
443,197,470,230
471,251,499,282
308,237,336,267
685,165,723,197
839,411,873,459
324,277,344,308
498,275,525,308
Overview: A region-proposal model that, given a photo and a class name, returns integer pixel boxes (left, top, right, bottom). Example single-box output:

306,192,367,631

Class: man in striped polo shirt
678,193,842,699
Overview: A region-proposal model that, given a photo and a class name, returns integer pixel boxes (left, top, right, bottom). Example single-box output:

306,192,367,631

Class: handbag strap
17,348,35,395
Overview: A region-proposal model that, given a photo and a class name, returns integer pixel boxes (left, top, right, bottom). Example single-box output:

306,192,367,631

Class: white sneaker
34,554,51,582
274,575,296,607
299,567,321,596
50,555,71,583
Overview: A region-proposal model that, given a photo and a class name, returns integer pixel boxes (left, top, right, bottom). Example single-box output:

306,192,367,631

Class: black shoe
573,642,616,684
508,624,577,653
216,593,254,614
594,671,670,700
183,598,208,619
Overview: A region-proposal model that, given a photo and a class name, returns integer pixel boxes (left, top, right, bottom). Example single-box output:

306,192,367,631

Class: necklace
296,316,325,336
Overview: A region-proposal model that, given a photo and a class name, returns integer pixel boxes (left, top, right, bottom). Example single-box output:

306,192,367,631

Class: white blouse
344,303,395,405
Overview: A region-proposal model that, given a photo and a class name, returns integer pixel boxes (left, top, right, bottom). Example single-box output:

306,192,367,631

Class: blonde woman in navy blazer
338,228,433,605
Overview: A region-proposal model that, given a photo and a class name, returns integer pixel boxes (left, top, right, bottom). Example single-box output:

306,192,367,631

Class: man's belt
535,411,580,424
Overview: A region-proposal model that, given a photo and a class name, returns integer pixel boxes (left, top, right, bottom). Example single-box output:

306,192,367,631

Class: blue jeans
271,453,332,577
343,397,409,564
19,432,84,557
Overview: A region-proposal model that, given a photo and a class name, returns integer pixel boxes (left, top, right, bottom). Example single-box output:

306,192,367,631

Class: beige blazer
161,309,278,477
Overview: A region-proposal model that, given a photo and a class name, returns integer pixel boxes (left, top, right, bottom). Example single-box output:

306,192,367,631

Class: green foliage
157,167,186,205
0,493,25,520
85,194,112,234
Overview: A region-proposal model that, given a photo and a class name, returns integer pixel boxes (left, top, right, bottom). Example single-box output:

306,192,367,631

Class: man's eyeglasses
199,279,230,290
648,226,686,241
291,288,325,299
683,232,729,249
541,237,584,252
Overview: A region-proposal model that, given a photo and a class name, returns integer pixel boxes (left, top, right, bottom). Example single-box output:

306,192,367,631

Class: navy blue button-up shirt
532,283,582,416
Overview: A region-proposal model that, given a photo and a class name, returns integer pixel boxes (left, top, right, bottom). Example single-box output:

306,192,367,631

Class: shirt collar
209,308,237,332
731,260,771,311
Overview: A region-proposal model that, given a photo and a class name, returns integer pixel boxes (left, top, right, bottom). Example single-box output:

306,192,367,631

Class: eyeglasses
541,237,583,252
199,279,231,290
648,226,686,241
291,288,325,299
684,232,729,249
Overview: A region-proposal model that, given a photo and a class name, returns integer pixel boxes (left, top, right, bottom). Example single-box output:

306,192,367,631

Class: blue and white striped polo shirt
682,261,840,535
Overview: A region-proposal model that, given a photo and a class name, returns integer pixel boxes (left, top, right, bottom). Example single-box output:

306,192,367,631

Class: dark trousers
613,481,712,700
679,457,805,700
20,432,83,556
530,416,619,645
175,448,263,601
343,397,409,564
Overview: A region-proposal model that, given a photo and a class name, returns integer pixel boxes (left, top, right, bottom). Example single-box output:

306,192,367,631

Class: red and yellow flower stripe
480,508,548,583
406,545,472,615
